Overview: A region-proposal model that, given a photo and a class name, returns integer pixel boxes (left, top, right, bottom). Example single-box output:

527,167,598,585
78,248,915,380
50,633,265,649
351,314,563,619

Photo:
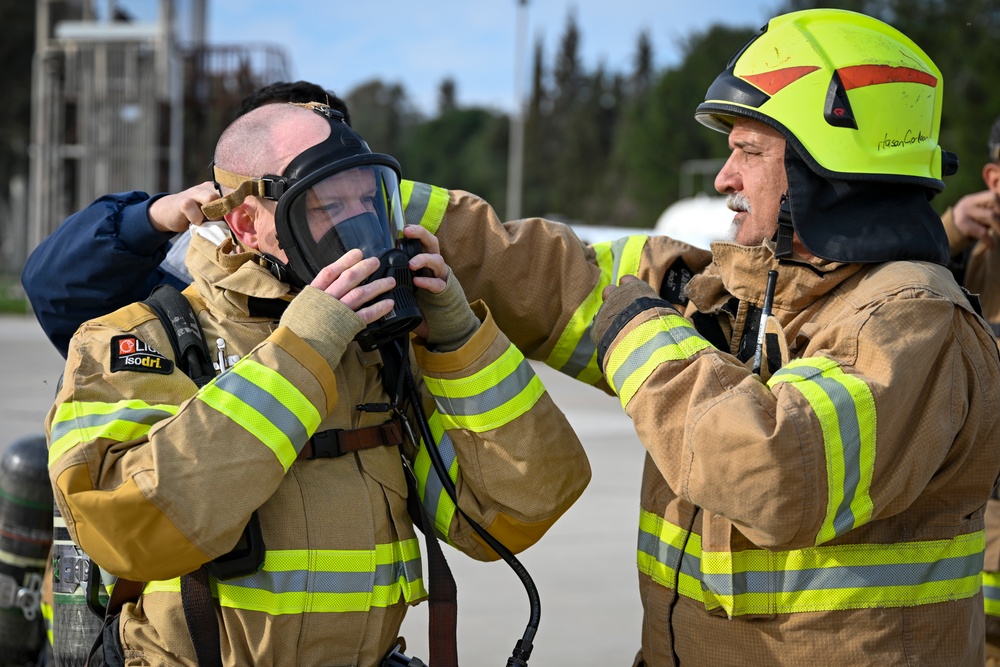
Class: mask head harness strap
202,165,287,220
200,102,342,221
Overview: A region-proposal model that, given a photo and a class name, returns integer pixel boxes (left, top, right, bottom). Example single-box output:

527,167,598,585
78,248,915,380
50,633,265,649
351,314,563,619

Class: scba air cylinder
51,502,106,667
0,434,53,666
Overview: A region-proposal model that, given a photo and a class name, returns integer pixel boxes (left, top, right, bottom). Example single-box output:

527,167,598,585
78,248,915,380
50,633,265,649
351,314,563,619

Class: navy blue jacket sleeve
21,191,187,358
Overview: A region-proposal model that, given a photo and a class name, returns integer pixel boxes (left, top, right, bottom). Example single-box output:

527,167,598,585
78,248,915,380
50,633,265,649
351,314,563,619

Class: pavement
0,313,648,665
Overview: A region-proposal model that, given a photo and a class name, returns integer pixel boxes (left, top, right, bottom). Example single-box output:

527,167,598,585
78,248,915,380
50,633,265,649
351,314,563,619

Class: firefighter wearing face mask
45,102,590,666
394,9,1000,666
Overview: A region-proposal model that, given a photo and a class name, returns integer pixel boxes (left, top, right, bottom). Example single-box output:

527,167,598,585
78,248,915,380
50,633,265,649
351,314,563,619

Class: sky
192,0,784,116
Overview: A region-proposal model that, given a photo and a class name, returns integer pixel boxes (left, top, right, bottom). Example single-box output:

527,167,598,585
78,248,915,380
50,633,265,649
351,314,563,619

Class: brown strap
298,418,403,460
105,577,146,617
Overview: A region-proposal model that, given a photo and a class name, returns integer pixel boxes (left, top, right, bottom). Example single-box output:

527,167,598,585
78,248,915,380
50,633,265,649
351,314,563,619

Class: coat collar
187,234,293,320
686,241,864,314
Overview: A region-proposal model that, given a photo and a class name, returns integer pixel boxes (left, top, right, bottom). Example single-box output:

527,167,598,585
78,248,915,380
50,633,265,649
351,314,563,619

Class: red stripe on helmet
837,64,937,90
741,65,821,95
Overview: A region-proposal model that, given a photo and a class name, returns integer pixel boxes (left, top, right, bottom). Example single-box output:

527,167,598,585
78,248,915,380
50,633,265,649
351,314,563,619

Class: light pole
506,0,528,221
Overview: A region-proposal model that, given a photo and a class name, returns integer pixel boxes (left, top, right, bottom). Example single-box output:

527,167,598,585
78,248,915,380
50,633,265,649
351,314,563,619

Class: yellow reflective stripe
638,509,984,617
423,344,544,433
41,600,53,646
412,411,459,538
143,541,426,613
401,180,450,235
768,357,877,545
198,359,321,472
637,509,714,609
546,236,647,385
48,400,179,465
985,570,1000,617
606,314,713,407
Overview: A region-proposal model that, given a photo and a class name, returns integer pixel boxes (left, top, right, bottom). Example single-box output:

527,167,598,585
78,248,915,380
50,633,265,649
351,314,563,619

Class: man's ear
983,162,1000,195
226,204,259,249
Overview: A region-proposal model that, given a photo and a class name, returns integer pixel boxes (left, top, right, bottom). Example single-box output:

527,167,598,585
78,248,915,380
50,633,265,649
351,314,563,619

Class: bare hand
402,225,448,294
148,182,220,233
952,189,1000,251
310,249,397,325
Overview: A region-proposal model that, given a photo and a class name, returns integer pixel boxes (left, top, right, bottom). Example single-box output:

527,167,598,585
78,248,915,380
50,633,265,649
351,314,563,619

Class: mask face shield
276,164,405,283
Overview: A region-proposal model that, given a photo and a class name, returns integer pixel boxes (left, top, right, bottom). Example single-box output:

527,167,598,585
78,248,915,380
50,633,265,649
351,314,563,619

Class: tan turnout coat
431,187,1000,667
47,233,590,666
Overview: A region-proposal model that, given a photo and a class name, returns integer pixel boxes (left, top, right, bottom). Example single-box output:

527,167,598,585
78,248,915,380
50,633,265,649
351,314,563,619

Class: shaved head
214,104,331,185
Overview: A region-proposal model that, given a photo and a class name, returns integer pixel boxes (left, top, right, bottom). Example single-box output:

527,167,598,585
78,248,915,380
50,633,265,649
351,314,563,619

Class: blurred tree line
2,0,999,237
347,0,1000,226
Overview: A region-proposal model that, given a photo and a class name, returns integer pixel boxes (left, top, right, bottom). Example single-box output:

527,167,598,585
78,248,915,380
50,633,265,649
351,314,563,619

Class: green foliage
397,108,509,212
7,1,1000,245
615,25,756,226
346,80,423,158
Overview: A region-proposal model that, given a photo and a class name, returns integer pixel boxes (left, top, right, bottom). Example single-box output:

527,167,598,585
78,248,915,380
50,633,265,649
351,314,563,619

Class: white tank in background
653,193,732,250
568,193,733,249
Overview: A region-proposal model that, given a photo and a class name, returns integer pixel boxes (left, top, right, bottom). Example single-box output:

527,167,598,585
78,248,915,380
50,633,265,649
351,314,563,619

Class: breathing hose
391,336,541,666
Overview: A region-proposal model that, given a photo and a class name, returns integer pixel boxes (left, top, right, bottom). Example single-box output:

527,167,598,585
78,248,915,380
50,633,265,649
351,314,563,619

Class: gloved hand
591,277,661,366
417,270,479,352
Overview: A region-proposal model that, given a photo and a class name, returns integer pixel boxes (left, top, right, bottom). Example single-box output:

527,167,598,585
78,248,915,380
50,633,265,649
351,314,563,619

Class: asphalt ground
0,313,648,665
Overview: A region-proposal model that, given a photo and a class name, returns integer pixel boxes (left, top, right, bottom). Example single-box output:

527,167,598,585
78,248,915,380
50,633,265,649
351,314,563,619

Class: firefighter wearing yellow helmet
392,8,1000,666
694,7,959,264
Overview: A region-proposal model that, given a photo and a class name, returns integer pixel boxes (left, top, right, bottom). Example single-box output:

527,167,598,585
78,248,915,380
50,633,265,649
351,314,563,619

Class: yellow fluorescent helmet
695,9,955,191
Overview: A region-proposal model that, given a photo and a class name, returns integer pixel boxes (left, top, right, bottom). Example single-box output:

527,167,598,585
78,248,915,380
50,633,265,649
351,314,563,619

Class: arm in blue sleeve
21,191,187,357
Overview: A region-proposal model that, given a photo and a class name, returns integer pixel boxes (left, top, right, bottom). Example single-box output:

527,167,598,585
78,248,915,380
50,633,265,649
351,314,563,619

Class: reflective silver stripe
224,558,422,595
637,527,701,581
814,375,863,536
769,358,876,544
49,406,172,444
559,238,630,379
212,371,309,449
700,553,983,596
430,357,536,417
611,326,703,392
420,430,457,526
404,182,432,228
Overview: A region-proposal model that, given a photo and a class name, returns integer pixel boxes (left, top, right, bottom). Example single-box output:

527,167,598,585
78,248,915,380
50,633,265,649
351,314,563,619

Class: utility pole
505,0,528,221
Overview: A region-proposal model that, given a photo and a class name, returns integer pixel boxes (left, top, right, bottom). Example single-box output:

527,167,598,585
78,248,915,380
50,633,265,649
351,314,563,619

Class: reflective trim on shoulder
412,411,459,540
142,540,426,613
637,509,983,617
400,180,450,235
546,236,648,386
767,357,877,545
198,359,321,472
605,313,713,408
48,400,179,466
423,343,544,433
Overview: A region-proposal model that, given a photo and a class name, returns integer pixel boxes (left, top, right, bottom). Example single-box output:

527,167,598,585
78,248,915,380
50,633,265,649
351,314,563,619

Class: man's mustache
726,193,751,213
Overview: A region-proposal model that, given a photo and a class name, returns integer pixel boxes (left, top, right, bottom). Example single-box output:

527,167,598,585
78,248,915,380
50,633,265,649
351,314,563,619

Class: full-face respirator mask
203,104,424,351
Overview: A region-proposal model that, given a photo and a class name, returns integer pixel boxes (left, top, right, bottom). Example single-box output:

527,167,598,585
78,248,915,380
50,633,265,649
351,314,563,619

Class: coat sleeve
46,288,361,582
594,281,999,550
401,181,713,390
409,301,591,561
21,191,180,357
